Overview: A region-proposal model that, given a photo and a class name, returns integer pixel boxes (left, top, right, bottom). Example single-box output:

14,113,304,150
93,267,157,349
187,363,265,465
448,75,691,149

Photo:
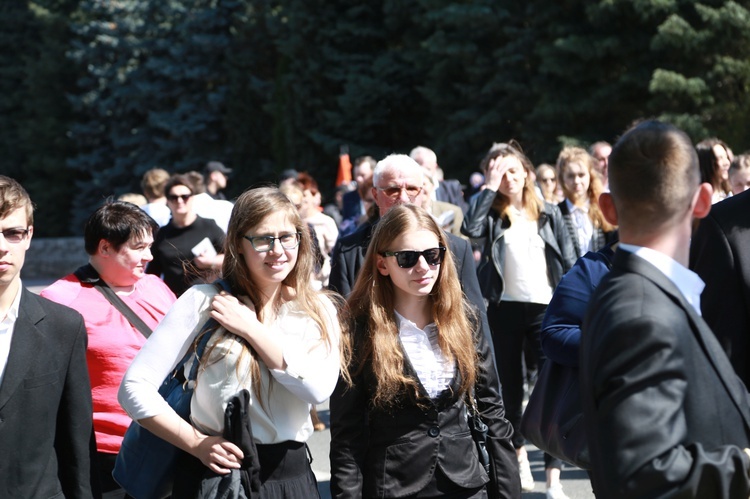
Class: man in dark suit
580,121,750,497
0,176,93,498
410,146,468,212
690,189,750,386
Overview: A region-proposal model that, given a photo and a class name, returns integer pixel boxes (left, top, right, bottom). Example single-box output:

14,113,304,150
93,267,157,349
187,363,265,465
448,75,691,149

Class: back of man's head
608,120,699,232
409,146,438,175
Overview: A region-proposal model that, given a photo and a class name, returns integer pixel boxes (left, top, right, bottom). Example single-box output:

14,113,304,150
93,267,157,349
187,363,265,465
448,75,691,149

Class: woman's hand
485,156,514,191
210,292,259,340
194,435,244,474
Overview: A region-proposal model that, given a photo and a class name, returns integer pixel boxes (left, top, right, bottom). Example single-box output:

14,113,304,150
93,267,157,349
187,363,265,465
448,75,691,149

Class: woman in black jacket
462,142,576,498
330,204,520,499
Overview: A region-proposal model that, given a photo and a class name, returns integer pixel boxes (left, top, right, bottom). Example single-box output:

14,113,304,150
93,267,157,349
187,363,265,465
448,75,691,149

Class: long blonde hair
347,205,477,409
201,186,350,402
480,141,543,222
556,146,614,232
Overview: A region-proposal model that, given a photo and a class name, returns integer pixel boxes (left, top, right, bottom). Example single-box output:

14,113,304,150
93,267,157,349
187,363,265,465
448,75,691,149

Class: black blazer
690,190,750,386
557,199,616,258
329,219,495,358
581,249,750,498
0,288,93,498
330,316,520,498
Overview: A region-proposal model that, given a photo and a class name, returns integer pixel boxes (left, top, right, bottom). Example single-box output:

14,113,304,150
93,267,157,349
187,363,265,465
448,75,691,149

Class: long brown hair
556,146,615,232
347,204,477,409
202,186,350,402
479,141,543,222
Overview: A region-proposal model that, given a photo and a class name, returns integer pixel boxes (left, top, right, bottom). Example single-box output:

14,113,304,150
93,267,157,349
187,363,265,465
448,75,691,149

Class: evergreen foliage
3,0,750,235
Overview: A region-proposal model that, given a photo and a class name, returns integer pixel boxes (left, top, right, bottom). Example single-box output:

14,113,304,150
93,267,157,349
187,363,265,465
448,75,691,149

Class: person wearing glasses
535,163,561,204
329,155,490,349
0,176,94,498
462,142,576,499
147,173,225,296
330,204,519,498
120,186,348,497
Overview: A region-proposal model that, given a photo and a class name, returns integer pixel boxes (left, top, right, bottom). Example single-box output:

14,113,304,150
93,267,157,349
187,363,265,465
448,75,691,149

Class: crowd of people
1,125,750,499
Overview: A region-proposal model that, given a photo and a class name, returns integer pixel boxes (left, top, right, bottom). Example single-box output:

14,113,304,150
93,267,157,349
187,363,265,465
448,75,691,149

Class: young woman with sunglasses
147,173,225,296
120,186,348,498
330,204,520,499
462,142,576,499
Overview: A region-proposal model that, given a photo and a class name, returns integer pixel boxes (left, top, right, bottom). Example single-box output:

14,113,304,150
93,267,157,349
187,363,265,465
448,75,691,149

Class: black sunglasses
167,193,192,202
380,247,446,268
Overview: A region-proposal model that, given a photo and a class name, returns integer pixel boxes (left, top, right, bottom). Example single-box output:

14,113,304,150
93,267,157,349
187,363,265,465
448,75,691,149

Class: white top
141,202,171,227
396,312,454,399
565,198,594,257
619,244,705,316
118,284,341,443
192,193,234,233
0,284,22,386
501,208,553,304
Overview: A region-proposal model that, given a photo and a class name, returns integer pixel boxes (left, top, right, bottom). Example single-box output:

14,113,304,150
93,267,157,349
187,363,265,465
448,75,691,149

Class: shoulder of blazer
20,287,84,331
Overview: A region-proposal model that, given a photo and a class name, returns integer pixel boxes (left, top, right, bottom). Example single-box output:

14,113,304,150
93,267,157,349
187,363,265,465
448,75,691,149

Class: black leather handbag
520,359,590,469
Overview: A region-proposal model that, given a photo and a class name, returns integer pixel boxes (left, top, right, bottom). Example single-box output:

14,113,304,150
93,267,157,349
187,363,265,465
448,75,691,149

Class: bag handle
74,264,152,338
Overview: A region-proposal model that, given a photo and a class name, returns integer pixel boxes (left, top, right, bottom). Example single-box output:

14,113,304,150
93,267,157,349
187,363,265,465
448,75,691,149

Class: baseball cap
204,161,232,175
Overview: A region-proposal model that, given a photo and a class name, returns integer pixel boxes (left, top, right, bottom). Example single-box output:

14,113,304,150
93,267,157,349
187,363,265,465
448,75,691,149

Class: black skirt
173,440,319,499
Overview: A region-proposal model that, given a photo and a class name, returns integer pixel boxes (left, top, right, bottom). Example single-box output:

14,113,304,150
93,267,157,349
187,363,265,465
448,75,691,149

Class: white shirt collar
565,198,589,214
0,280,24,387
618,244,705,315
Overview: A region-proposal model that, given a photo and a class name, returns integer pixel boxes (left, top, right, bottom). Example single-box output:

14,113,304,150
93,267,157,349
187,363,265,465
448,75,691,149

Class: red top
41,273,176,454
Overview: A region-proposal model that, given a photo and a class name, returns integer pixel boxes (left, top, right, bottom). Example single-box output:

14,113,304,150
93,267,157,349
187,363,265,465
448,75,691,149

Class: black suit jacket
690,190,750,386
436,179,468,213
330,316,520,498
0,288,93,498
329,219,494,359
581,250,750,498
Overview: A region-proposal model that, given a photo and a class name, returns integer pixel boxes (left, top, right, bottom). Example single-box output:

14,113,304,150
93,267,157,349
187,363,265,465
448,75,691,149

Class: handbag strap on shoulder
185,279,234,382
74,263,153,338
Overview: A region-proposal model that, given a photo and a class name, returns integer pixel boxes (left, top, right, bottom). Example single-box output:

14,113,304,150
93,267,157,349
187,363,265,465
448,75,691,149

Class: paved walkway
308,400,594,499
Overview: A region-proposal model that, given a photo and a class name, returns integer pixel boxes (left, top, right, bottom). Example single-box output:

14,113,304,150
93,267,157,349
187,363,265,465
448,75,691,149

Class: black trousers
488,300,562,470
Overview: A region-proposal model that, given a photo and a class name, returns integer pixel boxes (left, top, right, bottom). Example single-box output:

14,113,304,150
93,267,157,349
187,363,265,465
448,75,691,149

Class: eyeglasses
243,232,301,252
167,194,192,203
380,247,446,268
377,185,422,201
0,228,30,244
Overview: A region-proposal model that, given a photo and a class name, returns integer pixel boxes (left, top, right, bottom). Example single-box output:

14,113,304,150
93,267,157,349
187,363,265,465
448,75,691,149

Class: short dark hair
84,200,159,255
163,174,195,198
608,120,699,231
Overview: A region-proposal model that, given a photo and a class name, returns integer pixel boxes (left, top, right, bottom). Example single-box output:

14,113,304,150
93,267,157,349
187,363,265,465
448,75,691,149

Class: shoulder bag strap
74,264,153,338
186,279,234,382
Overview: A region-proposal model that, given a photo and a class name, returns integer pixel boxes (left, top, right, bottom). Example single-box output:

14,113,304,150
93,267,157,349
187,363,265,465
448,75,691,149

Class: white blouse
396,312,455,399
502,207,553,304
118,284,341,444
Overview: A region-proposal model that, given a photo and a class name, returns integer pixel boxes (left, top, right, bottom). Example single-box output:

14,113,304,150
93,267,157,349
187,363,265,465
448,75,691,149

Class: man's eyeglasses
380,247,446,268
0,228,30,244
167,194,192,203
377,185,422,201
243,233,301,252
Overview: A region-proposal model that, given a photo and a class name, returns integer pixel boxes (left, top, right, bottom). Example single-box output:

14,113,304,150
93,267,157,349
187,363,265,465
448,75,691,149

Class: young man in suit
581,120,750,497
690,189,750,387
0,176,94,498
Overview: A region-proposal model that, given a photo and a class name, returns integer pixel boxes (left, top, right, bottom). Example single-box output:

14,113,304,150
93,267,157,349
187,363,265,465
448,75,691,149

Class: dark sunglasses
380,247,446,268
167,193,192,202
